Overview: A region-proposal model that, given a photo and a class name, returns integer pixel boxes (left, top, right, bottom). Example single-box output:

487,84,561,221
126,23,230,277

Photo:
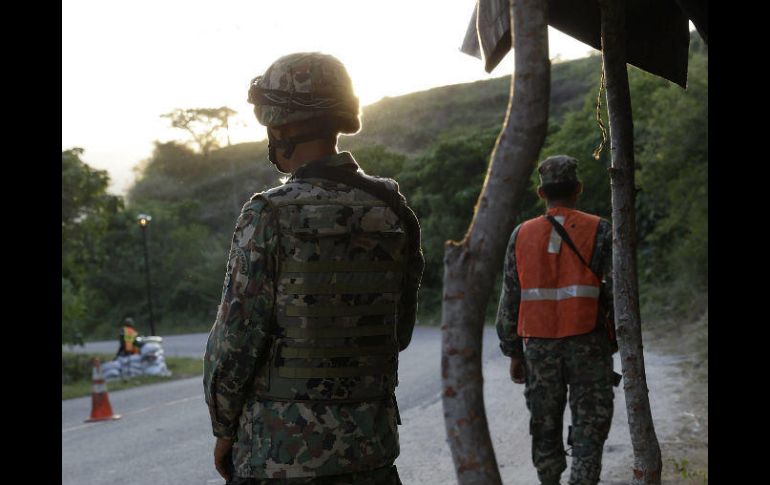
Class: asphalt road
62,327,500,485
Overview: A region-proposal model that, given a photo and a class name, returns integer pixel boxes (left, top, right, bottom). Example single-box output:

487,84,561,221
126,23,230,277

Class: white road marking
62,395,202,433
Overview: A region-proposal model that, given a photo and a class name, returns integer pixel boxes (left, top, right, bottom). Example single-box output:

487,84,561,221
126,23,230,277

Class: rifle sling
545,215,598,278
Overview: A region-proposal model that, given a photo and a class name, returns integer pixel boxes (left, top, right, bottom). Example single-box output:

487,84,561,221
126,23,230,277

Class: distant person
495,155,619,485
115,317,141,358
203,52,424,484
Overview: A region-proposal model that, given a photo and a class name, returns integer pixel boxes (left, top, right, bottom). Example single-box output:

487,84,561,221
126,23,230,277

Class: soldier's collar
290,152,360,180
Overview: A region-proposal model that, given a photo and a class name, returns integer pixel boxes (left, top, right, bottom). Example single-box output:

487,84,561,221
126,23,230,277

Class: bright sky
62,0,598,195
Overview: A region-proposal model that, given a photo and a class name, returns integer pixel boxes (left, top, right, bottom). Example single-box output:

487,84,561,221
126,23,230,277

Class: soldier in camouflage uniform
204,52,424,485
495,156,617,485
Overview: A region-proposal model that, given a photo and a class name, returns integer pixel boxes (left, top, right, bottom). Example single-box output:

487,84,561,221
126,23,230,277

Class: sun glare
63,0,593,194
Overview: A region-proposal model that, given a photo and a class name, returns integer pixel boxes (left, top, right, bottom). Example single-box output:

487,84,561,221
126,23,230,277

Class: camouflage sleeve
495,225,524,359
590,219,614,316
396,197,424,352
203,197,278,439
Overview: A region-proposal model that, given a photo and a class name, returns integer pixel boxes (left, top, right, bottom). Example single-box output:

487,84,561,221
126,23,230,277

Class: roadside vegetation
62,353,203,400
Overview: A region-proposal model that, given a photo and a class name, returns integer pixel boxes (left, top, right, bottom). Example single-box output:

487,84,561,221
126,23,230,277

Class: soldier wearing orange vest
495,155,617,485
116,317,141,357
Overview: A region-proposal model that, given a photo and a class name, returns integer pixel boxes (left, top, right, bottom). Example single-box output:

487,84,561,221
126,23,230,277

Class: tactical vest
254,177,407,403
515,207,602,338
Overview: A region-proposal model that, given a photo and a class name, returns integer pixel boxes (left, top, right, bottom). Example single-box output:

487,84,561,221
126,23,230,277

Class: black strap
545,215,596,277
268,129,338,161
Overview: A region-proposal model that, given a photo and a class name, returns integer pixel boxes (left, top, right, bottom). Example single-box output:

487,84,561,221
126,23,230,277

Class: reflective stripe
285,303,396,317
282,283,401,294
276,199,388,207
521,285,600,301
277,365,394,379
280,344,396,359
282,261,404,273
92,383,106,393
547,215,566,254
284,324,394,339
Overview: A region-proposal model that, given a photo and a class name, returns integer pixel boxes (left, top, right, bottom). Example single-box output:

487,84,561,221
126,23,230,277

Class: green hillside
344,54,602,155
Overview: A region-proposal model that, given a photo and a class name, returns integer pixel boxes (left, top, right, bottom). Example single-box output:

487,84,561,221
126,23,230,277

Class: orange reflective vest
515,207,601,338
123,326,140,354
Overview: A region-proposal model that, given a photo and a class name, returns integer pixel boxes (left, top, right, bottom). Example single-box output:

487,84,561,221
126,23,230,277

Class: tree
398,131,500,311
599,0,662,481
161,107,236,156
62,148,122,344
441,0,551,483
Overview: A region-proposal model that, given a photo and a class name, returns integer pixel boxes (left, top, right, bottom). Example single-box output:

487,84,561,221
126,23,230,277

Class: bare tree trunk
441,1,550,483
599,0,662,483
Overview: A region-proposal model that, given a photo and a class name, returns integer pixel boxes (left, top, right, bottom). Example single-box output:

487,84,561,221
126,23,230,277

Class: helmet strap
267,128,337,167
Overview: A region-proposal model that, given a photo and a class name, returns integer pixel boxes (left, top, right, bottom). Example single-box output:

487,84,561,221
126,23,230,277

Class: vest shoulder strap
544,215,596,276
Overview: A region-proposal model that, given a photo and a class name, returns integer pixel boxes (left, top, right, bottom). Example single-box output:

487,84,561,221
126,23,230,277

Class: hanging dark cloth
460,0,705,89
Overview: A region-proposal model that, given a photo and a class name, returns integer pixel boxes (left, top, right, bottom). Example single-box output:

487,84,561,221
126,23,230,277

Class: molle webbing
277,364,396,379
285,303,397,318
290,163,423,329
282,261,404,273
280,344,396,359
283,282,401,294
283,324,394,339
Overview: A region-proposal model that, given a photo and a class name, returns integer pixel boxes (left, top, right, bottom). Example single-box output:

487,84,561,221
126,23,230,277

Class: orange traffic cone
84,358,121,422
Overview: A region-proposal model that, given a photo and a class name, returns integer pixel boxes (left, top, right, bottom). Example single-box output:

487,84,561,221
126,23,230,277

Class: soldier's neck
545,200,577,210
284,141,338,173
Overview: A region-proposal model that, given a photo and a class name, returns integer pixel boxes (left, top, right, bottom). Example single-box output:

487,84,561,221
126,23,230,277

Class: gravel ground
396,316,708,484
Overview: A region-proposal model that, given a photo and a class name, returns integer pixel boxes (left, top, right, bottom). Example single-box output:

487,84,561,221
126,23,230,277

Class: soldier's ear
576,182,583,196
537,186,546,200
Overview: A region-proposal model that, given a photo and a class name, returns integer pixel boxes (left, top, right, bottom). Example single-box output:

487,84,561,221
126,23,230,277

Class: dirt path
395,312,708,484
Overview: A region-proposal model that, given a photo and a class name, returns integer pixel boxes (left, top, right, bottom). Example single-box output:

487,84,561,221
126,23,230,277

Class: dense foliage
62,149,123,344
62,36,706,341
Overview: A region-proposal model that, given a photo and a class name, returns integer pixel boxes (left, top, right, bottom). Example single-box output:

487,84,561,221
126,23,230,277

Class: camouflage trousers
523,329,614,485
227,464,401,485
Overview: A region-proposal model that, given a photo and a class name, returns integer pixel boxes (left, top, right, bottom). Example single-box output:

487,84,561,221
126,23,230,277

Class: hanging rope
592,65,608,160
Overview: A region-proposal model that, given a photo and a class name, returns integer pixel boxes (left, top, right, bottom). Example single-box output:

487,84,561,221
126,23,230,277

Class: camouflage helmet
537,155,580,186
247,52,360,134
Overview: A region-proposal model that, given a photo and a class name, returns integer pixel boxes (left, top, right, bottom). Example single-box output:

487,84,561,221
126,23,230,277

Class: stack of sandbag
101,359,122,380
139,336,172,377
127,354,145,377
101,336,172,380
